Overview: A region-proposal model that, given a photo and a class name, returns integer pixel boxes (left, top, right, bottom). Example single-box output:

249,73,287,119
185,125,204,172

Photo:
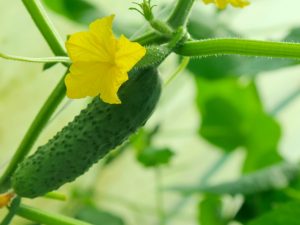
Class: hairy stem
16,204,91,225
167,0,196,28
176,38,300,60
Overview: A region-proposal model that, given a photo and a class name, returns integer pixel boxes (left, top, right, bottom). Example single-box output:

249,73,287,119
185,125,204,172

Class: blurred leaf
236,190,291,223
130,126,160,151
196,77,282,170
137,147,174,168
42,0,103,25
75,206,125,225
200,97,246,151
169,162,300,195
103,126,160,166
243,114,282,172
198,194,227,225
284,27,300,41
247,201,300,225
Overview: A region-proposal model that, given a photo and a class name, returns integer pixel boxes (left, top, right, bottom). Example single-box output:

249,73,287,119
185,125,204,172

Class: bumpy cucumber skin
12,68,161,198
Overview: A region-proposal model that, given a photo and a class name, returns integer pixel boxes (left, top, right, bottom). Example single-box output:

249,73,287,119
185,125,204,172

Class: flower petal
0,193,14,208
202,0,249,8
229,0,249,8
65,62,128,104
99,68,129,104
115,35,146,73
66,15,116,63
215,0,228,8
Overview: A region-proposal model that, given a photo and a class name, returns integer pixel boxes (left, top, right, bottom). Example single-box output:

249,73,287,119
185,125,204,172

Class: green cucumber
12,67,161,198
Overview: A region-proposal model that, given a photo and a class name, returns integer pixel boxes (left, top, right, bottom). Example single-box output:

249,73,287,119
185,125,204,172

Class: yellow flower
202,0,250,9
65,15,146,104
0,193,14,208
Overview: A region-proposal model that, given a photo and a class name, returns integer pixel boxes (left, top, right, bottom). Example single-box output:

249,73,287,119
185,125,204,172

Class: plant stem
16,204,91,225
133,0,195,45
0,74,67,192
176,38,300,60
43,192,67,201
132,31,167,45
0,197,21,225
167,0,196,29
22,0,66,56
0,52,70,64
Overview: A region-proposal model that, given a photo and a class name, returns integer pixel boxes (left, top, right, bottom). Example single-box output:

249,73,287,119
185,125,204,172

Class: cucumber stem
16,204,91,225
176,38,300,60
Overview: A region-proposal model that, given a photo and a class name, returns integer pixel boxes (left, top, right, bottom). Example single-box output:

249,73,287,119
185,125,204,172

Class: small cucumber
12,67,161,198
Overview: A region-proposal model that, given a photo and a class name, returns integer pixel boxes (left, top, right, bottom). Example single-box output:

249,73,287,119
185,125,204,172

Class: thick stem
167,0,196,29
0,75,66,192
22,0,66,56
176,38,300,60
16,204,91,225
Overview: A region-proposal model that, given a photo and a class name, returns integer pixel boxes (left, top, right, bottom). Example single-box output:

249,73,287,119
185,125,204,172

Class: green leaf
235,190,291,223
198,195,227,225
199,97,246,152
169,162,300,195
247,201,300,225
196,77,282,170
75,206,125,225
243,113,282,172
42,0,104,25
137,147,174,168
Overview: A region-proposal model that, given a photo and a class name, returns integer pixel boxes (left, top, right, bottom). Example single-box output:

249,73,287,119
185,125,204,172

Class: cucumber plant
1,0,300,225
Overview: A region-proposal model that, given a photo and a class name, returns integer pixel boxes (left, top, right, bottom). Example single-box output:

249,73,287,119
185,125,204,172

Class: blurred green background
1,0,300,224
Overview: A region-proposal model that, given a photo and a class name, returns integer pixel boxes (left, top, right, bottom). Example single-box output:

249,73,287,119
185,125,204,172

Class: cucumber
12,67,161,198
